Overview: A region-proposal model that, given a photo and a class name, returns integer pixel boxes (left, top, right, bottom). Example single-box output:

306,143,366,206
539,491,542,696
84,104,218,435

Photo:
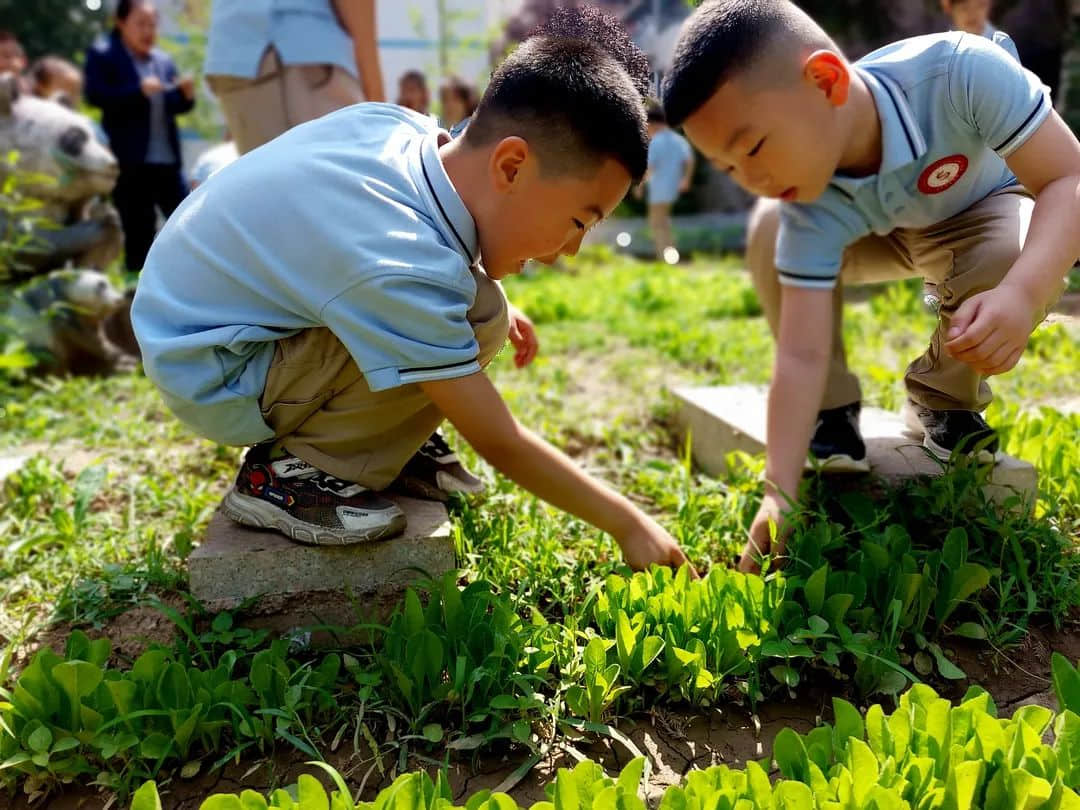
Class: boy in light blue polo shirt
132,9,693,573
661,0,1080,570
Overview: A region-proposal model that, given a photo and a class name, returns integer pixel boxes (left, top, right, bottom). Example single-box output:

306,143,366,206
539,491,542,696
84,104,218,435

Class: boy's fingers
945,297,984,344
736,552,761,574
976,340,1015,373
984,346,1024,376
954,334,1006,366
946,316,994,355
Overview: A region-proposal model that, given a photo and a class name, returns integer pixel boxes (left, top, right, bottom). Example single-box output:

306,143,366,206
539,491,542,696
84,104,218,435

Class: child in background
0,30,26,76
439,74,479,130
941,0,997,39
397,70,431,115
638,103,694,263
29,56,84,106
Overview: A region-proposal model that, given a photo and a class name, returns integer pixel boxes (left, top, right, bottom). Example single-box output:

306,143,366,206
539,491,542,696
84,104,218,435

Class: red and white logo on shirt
917,154,969,194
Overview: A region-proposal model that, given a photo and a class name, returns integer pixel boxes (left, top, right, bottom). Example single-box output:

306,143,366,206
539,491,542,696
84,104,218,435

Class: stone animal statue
0,73,122,278
3,269,138,376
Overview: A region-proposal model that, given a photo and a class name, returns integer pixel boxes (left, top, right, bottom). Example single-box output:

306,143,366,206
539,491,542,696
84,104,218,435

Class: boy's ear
803,51,850,107
490,136,530,191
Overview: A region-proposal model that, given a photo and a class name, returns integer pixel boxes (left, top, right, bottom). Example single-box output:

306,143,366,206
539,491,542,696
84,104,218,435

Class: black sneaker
902,400,999,463
390,432,484,502
807,402,870,473
222,445,407,545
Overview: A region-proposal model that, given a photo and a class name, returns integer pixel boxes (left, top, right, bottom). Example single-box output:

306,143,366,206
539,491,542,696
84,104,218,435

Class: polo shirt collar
414,130,479,267
829,67,928,197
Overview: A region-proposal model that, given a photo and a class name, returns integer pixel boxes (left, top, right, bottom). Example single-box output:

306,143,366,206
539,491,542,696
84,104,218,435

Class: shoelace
420,433,458,463
423,432,453,457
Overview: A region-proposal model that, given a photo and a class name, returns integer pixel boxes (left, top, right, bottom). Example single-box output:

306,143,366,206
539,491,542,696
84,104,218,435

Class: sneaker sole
900,403,998,464
805,454,871,474
222,489,407,546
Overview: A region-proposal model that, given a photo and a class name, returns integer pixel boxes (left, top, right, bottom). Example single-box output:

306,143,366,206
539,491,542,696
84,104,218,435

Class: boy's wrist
607,501,649,541
998,276,1048,326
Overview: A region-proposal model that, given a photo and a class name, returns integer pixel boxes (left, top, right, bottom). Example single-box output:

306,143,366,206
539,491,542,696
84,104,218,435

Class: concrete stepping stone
189,496,455,629
671,385,1037,507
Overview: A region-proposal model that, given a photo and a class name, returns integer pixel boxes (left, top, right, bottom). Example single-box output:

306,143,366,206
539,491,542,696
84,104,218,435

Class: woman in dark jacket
84,0,195,271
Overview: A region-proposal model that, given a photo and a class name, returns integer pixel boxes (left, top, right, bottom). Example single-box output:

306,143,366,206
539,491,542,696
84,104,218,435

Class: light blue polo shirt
647,129,693,205
776,32,1050,289
204,0,356,79
132,104,484,446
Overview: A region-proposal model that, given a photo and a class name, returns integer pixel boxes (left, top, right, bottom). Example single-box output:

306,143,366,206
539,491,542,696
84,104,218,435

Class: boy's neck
439,136,484,226
835,71,883,179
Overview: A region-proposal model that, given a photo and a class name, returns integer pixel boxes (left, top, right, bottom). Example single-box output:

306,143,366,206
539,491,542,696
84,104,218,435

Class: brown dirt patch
21,594,183,669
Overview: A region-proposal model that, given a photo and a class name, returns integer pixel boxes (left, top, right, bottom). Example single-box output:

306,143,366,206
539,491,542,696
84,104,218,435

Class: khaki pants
648,203,674,259
746,187,1035,411
207,47,364,155
258,267,509,489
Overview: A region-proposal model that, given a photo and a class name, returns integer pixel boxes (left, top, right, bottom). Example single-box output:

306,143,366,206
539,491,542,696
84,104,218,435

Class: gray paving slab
671,385,1037,506
189,495,454,611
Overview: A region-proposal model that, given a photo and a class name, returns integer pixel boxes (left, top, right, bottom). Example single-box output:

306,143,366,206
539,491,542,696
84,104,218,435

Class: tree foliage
0,0,108,62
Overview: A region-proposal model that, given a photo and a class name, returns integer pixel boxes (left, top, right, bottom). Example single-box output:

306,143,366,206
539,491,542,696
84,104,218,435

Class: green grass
1,249,1079,801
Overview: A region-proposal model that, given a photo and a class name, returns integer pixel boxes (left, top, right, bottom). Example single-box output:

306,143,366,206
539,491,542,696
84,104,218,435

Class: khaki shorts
746,187,1046,411
207,47,364,155
257,267,509,488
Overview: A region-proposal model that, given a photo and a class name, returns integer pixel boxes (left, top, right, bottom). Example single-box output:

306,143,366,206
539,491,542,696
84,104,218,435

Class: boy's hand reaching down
738,492,789,574
507,305,539,368
617,515,697,575
420,371,696,576
945,285,1038,375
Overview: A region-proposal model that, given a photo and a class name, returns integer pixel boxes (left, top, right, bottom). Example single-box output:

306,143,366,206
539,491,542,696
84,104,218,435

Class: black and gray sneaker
807,402,870,472
902,400,999,463
390,431,485,502
222,445,407,545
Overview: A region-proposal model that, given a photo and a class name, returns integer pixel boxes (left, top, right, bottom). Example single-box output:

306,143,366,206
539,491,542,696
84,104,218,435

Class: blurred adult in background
438,74,477,130
84,0,195,272
205,0,385,155
396,69,430,115
29,56,84,106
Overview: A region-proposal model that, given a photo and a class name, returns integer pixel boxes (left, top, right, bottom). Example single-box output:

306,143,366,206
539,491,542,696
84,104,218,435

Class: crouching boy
660,0,1080,570
132,10,692,572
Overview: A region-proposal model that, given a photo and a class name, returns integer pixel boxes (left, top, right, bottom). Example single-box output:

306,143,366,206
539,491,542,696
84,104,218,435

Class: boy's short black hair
465,6,650,183
662,0,834,127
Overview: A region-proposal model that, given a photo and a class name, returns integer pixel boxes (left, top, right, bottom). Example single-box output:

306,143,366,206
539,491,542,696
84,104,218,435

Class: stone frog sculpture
3,268,138,376
0,73,122,277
